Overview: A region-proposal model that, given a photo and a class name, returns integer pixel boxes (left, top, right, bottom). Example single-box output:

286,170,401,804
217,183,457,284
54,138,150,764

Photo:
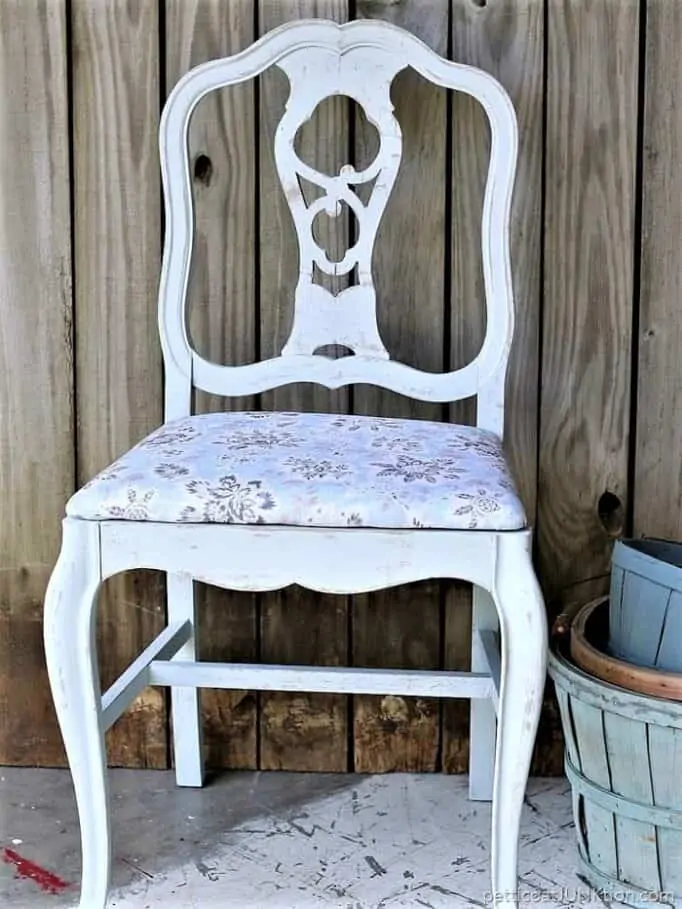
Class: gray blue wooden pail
549,640,682,907
610,539,682,672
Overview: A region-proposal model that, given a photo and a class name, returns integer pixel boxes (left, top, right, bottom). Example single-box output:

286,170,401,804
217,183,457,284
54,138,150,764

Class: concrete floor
1,768,587,908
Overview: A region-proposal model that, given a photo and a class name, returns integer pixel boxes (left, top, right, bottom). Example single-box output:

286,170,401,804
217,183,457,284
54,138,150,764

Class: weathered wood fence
0,0,678,775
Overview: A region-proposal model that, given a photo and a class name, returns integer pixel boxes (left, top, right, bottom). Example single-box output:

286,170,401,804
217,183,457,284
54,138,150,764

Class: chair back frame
158,18,518,435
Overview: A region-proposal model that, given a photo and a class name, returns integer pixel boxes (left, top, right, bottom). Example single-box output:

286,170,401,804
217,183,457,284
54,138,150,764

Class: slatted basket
610,538,682,671
549,610,682,908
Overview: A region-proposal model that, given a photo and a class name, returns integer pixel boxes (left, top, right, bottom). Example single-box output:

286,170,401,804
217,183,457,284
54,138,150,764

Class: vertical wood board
634,0,682,541
165,0,258,771
443,0,544,773
73,0,166,767
0,0,73,766
539,0,638,610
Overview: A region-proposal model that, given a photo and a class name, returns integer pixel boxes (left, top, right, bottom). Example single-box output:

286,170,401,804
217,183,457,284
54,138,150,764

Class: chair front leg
44,518,110,909
490,533,547,909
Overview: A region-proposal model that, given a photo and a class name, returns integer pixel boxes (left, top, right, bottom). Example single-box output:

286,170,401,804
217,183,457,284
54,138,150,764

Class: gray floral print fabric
67,412,526,530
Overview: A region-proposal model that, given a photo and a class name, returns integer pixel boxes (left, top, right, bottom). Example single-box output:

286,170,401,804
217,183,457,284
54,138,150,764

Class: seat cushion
67,412,526,531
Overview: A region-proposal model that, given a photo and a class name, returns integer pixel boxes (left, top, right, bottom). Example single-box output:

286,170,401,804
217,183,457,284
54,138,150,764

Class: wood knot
380,695,409,724
597,490,624,537
193,154,213,186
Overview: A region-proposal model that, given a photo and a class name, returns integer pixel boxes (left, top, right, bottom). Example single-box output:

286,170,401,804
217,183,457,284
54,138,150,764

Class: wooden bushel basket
549,602,682,907
610,538,682,672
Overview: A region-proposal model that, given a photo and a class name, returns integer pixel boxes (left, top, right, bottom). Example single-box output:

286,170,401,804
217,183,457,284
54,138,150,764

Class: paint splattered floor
2,769,589,907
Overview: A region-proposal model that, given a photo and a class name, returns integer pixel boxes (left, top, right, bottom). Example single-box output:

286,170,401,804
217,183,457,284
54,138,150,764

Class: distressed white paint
479,629,502,716
43,520,110,909
99,522,498,593
43,18,547,909
166,573,204,788
158,18,517,436
470,587,500,801
101,621,191,731
47,519,546,908
148,661,494,700
274,47,401,360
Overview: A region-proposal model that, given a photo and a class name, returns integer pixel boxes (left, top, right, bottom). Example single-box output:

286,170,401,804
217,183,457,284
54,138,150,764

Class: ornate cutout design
274,47,405,359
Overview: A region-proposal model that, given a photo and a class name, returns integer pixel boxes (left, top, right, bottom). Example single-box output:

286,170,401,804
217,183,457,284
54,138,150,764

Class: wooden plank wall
72,0,167,769
0,1,73,766
0,0,675,777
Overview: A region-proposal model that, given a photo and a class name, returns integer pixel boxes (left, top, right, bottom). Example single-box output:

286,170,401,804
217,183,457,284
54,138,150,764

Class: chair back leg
167,573,205,787
469,586,498,801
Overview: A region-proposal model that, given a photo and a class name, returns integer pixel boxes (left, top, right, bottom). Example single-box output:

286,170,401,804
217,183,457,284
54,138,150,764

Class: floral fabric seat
67,411,526,531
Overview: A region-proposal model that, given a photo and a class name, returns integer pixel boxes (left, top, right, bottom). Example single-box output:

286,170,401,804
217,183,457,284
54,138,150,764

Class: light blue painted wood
619,575,670,665
569,699,618,878
614,539,682,590
564,757,682,827
610,539,682,671
575,855,676,909
602,712,660,891
555,688,589,856
549,646,682,905
648,725,682,896
655,590,682,671
555,688,580,766
609,566,625,659
551,648,682,729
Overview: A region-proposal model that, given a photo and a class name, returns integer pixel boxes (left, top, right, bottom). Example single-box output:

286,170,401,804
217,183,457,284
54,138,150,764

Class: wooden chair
44,19,547,909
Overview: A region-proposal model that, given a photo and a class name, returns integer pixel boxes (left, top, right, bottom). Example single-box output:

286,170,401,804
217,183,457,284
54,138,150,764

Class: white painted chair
44,19,547,909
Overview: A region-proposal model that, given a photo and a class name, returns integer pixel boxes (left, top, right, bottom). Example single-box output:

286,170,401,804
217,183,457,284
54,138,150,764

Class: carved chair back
158,19,517,436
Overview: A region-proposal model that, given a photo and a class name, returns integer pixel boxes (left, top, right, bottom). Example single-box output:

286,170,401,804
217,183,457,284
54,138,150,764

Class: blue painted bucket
609,539,682,672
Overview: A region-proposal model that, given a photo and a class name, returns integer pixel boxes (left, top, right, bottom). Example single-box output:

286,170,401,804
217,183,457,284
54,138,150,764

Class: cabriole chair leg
490,534,548,908
43,519,110,909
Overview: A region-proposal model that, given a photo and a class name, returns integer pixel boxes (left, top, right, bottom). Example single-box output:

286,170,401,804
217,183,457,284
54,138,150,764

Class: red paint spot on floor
1,847,71,894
